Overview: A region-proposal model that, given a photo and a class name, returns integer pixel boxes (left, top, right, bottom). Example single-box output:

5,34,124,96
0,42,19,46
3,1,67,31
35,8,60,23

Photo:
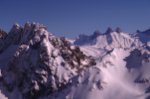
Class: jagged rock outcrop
105,27,113,34
0,29,7,39
74,31,101,45
0,23,96,99
115,27,122,33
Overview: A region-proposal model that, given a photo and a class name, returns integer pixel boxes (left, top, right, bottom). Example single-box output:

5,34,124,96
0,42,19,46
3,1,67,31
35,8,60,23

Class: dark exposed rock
115,27,122,33
0,29,7,39
124,49,143,70
105,27,113,34
74,30,101,45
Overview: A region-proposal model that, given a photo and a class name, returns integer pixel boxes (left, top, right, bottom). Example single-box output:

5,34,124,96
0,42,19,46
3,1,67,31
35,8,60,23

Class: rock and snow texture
0,24,150,99
74,30,101,45
0,23,95,99
72,28,150,99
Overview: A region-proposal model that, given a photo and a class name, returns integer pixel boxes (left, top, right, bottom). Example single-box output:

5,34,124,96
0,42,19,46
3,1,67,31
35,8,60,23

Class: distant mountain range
0,23,150,99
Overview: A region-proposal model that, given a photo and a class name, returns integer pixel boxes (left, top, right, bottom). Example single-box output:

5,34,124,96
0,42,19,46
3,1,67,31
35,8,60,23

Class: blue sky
0,0,150,38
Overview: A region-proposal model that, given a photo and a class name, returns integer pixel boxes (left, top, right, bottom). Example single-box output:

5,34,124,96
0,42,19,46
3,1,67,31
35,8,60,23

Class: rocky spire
115,27,122,33
91,30,101,39
105,27,113,34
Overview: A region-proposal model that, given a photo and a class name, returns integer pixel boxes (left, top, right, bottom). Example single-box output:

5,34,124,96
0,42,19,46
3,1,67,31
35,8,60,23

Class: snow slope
71,29,150,99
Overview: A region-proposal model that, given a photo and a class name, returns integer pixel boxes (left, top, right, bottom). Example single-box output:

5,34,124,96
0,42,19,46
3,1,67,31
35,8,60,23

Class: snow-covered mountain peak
96,31,137,49
0,23,96,99
74,31,101,45
75,30,141,50
74,27,141,49
0,23,150,99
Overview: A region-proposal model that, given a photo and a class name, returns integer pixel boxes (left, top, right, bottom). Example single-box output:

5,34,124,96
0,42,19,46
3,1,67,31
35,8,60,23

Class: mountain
74,30,101,45
136,28,150,43
0,23,95,99
74,29,141,50
72,28,150,99
0,23,150,99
